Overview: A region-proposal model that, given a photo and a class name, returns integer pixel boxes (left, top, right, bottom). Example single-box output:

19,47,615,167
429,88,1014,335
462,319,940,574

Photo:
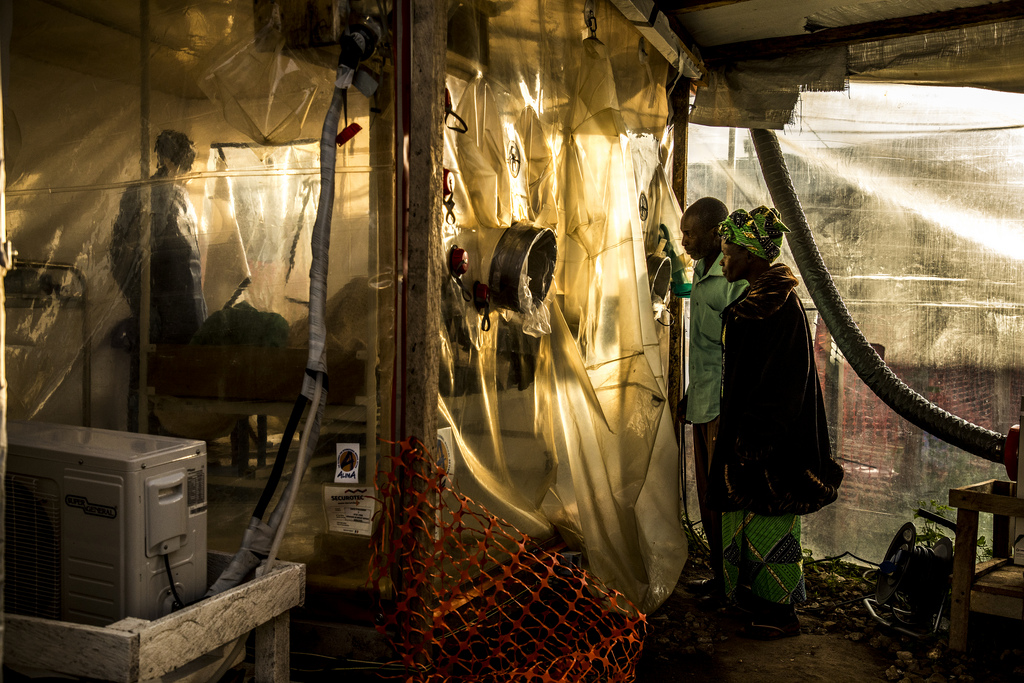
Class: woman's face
721,239,753,283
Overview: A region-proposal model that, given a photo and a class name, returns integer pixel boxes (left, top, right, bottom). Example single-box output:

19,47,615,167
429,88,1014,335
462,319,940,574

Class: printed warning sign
323,485,375,536
436,427,456,490
335,443,360,483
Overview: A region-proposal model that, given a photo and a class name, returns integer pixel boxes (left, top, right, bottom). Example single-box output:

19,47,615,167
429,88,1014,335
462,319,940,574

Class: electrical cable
799,592,873,612
264,373,325,572
163,553,185,611
804,550,879,567
252,393,309,521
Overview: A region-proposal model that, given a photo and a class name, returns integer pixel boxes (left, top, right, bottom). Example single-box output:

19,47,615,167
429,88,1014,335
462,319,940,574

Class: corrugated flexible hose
749,128,1006,463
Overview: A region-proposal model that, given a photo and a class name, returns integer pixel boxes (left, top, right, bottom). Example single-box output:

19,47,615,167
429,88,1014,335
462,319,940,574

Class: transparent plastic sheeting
685,81,1021,564
439,0,687,612
690,14,1024,129
4,0,687,614
5,1,393,587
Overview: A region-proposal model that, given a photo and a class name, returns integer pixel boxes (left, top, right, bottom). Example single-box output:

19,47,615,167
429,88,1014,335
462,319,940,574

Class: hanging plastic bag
514,106,557,227
200,151,251,311
197,19,320,145
455,77,512,229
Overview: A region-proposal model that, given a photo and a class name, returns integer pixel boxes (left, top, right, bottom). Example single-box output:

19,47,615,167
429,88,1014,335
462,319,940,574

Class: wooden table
948,479,1024,651
4,552,306,682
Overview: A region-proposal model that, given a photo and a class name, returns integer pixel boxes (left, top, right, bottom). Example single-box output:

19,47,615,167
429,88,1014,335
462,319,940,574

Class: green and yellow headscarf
717,206,789,263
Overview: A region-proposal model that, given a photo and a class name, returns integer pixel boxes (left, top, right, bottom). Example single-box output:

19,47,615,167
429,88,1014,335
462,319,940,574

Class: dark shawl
707,264,843,516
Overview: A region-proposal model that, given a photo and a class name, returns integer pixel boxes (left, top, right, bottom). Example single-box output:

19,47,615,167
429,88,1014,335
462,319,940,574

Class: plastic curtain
439,0,686,612
685,81,1020,563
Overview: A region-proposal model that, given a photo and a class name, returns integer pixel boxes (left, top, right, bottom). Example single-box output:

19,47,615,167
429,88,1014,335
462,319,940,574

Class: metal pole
137,0,151,433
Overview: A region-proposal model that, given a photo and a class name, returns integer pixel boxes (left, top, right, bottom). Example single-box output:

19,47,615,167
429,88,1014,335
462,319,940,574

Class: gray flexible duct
205,70,344,599
749,128,1006,463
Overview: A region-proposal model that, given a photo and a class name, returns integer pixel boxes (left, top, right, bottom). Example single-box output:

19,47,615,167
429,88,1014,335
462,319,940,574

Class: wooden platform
147,344,365,402
948,479,1024,651
969,559,1024,620
4,552,306,682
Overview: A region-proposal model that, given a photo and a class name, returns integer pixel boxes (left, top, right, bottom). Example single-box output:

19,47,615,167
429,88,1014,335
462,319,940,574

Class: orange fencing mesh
370,437,647,682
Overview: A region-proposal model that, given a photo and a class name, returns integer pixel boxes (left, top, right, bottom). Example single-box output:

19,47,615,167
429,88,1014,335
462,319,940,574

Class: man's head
718,206,788,283
680,197,728,262
155,130,196,175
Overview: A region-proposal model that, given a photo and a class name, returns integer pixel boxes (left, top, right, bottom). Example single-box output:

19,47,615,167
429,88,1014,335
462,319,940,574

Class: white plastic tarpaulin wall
5,0,688,615
686,81,1021,562
4,0,390,600
439,0,687,612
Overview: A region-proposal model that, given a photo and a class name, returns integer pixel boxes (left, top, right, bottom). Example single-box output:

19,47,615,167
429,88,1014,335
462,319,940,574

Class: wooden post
949,507,979,651
402,0,444,442
395,0,445,668
667,78,690,424
254,612,290,683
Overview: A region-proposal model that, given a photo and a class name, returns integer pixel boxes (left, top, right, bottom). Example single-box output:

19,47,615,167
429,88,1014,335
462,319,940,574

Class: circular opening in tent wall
646,254,671,301
488,224,558,314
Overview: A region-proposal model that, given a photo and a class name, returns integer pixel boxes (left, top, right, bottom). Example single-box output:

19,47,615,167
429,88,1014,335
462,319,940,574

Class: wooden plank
973,557,1011,581
955,479,1014,497
972,565,1024,598
949,482,1024,518
148,344,365,401
135,562,305,680
150,396,367,423
702,0,1024,63
108,617,151,633
661,0,755,13
6,559,305,682
4,614,139,683
949,507,979,652
255,612,290,683
969,591,1024,621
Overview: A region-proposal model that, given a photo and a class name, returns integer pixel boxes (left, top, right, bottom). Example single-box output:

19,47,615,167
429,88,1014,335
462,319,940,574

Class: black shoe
685,578,720,596
695,592,727,612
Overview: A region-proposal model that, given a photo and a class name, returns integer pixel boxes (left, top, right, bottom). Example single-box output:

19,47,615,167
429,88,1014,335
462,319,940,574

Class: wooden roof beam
702,0,1024,63
656,0,756,13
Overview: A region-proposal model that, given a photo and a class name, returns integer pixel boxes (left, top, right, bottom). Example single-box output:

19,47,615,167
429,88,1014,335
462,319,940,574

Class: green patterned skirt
722,509,806,604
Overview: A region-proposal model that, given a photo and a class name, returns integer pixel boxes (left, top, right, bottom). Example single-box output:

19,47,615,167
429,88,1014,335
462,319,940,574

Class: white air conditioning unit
5,420,207,626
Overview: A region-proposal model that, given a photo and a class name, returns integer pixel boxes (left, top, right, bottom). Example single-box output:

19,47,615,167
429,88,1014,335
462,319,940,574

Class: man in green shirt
679,197,748,598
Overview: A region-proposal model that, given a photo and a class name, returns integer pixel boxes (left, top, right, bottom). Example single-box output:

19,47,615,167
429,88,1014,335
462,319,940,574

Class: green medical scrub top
686,254,747,424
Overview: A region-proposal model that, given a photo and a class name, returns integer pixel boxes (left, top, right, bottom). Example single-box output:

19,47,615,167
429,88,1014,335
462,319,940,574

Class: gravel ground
637,546,1024,683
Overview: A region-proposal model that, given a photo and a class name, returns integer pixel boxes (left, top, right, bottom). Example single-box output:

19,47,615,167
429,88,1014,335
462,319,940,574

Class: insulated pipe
207,39,366,597
749,127,1006,463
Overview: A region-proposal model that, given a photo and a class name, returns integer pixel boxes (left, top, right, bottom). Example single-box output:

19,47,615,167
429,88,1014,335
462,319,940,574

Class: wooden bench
948,479,1024,651
147,343,371,473
4,552,306,682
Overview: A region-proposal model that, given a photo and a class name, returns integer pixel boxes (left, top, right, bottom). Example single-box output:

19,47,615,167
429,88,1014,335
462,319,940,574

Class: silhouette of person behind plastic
110,130,207,430
110,129,207,345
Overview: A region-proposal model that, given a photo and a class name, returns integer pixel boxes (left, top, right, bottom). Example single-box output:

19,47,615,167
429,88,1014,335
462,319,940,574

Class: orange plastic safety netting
369,437,648,682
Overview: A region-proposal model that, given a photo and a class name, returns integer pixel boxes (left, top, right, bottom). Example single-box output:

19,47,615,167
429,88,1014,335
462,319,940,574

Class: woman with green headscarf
707,206,844,639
